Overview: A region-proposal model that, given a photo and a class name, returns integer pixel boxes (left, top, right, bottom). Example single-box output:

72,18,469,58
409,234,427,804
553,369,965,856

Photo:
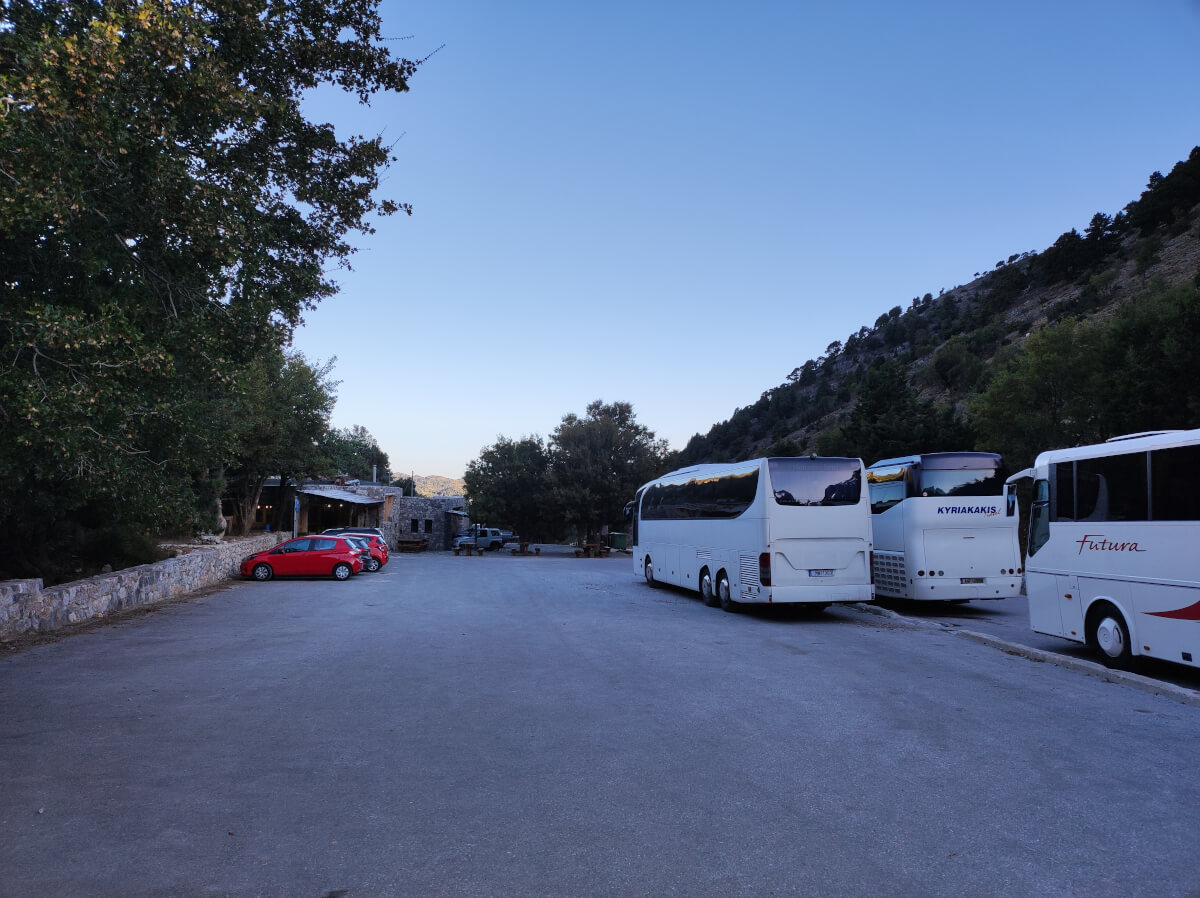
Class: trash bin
608,532,627,550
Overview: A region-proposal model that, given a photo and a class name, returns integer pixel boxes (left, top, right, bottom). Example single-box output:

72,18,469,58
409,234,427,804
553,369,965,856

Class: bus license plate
960,577,983,584
808,569,834,578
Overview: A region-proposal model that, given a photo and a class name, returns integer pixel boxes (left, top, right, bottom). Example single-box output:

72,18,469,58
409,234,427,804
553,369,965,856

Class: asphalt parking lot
2,551,1199,896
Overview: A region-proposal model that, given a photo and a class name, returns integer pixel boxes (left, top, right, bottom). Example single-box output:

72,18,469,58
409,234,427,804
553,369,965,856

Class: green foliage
0,0,418,577
672,148,1200,474
1134,235,1163,275
466,402,668,545
816,359,973,463
970,280,1200,468
549,401,669,543
931,336,986,393
224,348,338,534
464,436,552,542
325,425,391,483
1124,147,1200,237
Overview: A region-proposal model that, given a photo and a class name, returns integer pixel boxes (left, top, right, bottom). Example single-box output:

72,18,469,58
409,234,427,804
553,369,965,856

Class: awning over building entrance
298,487,384,506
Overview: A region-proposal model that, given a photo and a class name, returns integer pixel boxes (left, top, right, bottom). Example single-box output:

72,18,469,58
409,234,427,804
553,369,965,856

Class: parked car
454,527,505,551
322,527,387,542
241,536,363,581
361,534,389,566
344,534,386,572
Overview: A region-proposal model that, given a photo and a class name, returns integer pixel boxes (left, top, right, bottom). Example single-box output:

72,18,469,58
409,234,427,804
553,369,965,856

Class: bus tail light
869,551,874,584
759,552,771,586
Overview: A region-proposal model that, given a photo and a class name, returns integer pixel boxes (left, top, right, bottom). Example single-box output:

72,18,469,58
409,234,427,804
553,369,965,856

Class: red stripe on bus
1147,601,1200,620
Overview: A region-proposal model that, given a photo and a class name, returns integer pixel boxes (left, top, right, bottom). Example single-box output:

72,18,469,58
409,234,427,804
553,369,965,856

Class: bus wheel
717,572,737,613
699,568,718,607
1088,603,1133,669
644,558,659,588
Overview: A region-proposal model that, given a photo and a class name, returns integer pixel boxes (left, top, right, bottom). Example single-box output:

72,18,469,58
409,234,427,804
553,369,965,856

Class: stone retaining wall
0,532,286,642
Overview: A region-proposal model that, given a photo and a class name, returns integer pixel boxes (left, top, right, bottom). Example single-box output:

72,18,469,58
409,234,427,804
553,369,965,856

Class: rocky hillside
676,147,1200,467
415,474,466,497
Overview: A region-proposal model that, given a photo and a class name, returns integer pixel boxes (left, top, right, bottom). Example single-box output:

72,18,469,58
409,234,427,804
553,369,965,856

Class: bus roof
868,451,1001,471
1032,428,1200,467
638,455,863,491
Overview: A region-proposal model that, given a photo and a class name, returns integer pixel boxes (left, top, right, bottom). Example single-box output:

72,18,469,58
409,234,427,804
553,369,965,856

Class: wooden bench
395,538,428,553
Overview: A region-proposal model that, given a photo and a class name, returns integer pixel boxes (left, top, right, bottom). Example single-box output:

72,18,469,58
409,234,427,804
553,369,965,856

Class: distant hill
676,146,1200,469
415,474,465,497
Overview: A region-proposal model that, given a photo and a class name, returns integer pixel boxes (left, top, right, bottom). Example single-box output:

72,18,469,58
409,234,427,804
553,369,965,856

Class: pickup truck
454,527,505,551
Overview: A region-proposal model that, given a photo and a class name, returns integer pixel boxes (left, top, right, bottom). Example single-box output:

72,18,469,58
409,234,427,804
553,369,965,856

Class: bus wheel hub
1096,617,1125,657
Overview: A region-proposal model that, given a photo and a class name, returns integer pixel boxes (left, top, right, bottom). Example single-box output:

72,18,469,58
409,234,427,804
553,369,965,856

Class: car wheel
252,563,272,582
366,557,381,573
333,562,353,581
717,572,738,613
1088,602,1133,668
644,558,659,588
699,568,718,607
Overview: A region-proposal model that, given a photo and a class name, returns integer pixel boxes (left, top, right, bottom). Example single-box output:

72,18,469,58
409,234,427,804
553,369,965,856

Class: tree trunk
234,475,267,537
214,496,227,540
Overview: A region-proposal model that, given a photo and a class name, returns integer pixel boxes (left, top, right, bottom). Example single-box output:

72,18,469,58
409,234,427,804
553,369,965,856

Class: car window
310,538,337,551
275,539,310,553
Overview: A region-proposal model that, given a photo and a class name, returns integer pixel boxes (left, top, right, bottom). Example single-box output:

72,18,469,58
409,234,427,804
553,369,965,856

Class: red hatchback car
241,536,363,582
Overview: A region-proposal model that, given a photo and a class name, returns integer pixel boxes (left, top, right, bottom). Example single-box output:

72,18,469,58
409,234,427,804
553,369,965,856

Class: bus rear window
769,458,862,507
918,468,1003,497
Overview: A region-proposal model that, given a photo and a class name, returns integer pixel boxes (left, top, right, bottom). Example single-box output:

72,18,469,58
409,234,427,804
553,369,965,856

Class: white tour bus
628,456,873,612
866,452,1023,602
1006,429,1200,669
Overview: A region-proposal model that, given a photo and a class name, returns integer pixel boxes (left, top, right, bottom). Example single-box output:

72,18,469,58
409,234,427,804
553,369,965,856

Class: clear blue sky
291,0,1200,480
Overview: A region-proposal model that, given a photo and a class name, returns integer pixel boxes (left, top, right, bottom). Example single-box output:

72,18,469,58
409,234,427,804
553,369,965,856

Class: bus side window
1152,445,1200,520
1078,453,1147,521
1053,462,1074,520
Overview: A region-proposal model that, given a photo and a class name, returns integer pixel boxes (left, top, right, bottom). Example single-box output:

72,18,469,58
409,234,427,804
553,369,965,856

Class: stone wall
0,532,286,642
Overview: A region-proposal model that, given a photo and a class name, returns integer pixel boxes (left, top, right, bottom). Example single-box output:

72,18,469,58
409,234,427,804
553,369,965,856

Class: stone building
242,481,469,550
342,484,468,551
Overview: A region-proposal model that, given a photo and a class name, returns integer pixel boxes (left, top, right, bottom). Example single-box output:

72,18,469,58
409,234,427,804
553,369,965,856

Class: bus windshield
769,458,862,507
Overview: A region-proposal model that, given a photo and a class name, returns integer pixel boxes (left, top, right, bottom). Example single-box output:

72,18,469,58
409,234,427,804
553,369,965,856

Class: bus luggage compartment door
769,538,870,600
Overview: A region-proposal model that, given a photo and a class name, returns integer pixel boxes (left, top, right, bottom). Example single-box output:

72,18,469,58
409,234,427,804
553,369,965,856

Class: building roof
297,487,384,506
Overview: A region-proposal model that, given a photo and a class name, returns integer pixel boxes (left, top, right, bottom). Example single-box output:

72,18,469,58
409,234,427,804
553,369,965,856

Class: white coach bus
1006,429,1200,669
628,456,873,612
866,452,1023,602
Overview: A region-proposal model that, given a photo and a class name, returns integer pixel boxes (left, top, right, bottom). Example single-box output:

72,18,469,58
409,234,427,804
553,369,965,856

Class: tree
0,0,419,575
969,280,1200,469
548,401,668,544
968,318,1107,469
225,348,338,535
817,359,972,463
325,425,390,483
464,436,552,543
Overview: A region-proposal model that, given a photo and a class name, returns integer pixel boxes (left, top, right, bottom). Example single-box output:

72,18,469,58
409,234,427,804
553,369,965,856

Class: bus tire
644,558,659,588
699,568,718,607
1087,602,1133,669
717,572,738,613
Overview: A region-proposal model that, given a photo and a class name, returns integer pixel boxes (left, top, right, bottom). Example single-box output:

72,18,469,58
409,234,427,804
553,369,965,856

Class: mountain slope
676,147,1200,468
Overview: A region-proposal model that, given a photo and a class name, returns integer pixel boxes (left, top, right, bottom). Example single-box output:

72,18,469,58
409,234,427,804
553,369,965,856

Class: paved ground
2,551,1200,896
868,593,1200,695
